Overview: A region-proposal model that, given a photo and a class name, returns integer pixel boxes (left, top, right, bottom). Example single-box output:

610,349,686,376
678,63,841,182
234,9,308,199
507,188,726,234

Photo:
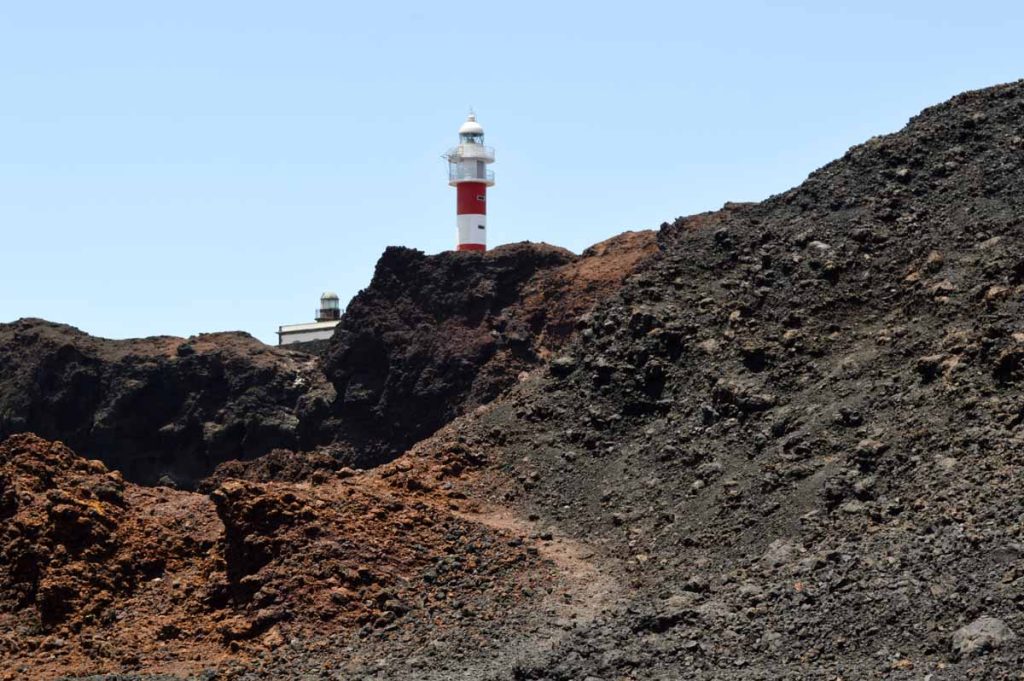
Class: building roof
278,320,341,335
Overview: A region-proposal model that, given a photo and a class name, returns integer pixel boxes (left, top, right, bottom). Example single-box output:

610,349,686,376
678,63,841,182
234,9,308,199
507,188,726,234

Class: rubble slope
0,433,571,680
450,78,1024,678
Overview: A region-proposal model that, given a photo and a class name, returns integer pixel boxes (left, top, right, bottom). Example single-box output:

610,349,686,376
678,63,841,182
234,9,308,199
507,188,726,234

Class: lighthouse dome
458,113,484,136
316,291,342,322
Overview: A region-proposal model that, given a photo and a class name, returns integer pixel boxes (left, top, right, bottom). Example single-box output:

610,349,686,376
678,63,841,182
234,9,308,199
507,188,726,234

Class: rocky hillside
0,433,573,680
241,78,1024,678
2,79,1024,679
438,78,1024,678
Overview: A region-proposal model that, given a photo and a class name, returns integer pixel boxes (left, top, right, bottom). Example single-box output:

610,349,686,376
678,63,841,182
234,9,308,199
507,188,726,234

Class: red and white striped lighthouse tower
446,112,495,251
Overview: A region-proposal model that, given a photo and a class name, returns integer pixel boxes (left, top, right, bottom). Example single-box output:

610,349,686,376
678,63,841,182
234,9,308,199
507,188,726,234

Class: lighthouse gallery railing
446,145,495,162
448,167,495,183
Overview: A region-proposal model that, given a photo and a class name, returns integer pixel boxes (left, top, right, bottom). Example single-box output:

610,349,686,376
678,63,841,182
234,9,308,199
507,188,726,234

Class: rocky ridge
0,324,332,487
321,233,657,467
0,231,655,485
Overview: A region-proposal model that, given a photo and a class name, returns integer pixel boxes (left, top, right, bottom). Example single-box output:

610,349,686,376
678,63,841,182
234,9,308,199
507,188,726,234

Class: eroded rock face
0,320,334,486
320,235,656,467
205,459,550,645
319,243,575,466
210,480,313,589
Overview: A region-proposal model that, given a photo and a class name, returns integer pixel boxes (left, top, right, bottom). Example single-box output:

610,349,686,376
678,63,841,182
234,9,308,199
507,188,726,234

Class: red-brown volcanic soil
0,431,584,679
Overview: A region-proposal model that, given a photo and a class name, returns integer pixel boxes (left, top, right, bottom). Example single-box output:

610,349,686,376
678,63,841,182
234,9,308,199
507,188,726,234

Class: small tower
278,291,343,346
446,112,495,251
315,292,341,322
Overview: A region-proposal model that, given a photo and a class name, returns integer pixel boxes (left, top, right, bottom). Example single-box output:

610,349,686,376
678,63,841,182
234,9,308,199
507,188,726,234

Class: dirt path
459,506,621,632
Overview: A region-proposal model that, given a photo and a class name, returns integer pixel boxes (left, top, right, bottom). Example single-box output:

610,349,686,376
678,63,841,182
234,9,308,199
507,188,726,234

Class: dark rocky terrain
3,79,1024,679
0,232,654,487
0,323,332,487
454,78,1024,680
321,234,657,467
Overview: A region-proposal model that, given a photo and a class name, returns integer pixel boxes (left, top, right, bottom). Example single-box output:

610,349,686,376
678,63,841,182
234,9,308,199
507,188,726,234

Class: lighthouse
446,112,495,251
277,292,342,346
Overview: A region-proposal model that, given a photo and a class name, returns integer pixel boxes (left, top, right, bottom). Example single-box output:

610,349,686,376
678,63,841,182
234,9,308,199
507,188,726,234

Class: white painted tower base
457,214,487,250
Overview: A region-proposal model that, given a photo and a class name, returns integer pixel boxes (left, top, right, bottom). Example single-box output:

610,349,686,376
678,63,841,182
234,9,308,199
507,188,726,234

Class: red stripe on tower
446,112,495,252
456,182,487,214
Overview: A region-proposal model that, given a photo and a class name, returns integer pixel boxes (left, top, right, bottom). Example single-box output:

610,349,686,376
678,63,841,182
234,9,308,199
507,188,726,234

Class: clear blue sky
1,2,1021,344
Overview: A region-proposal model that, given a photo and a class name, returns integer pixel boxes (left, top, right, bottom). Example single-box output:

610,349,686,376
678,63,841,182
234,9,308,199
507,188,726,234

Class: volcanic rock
319,233,656,467
0,433,564,678
426,78,1024,679
0,321,333,486
0,234,655,485
8,79,1024,679
952,616,1017,657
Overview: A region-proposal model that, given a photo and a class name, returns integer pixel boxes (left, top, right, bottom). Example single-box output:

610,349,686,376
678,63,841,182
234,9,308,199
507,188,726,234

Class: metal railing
446,144,495,162
449,167,495,183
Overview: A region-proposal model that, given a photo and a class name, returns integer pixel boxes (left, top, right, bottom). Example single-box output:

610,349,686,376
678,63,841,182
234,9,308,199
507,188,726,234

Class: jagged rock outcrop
319,242,575,465
0,321,333,486
320,233,656,466
0,434,138,627
207,471,546,637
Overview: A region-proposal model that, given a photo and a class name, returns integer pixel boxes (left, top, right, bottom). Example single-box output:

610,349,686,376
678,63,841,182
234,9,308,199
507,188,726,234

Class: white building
278,292,341,346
